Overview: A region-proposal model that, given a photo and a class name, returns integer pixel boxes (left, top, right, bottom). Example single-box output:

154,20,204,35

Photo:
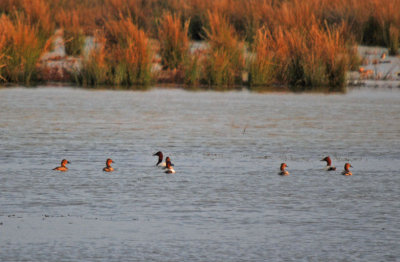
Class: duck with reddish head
321,156,336,171
342,163,353,176
164,158,175,174
279,163,289,176
53,159,70,172
103,158,114,172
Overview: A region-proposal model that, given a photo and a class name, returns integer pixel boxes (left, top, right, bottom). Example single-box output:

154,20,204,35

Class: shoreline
2,33,399,90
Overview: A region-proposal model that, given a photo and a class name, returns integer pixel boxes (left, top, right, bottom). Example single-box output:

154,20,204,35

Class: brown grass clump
20,0,54,37
203,11,244,88
247,28,276,88
0,33,7,82
76,31,109,86
57,10,85,56
0,14,47,84
77,17,153,86
106,17,153,85
158,13,190,70
388,25,399,55
270,22,349,90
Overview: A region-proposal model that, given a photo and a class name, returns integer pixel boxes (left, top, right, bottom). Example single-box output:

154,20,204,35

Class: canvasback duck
153,151,166,167
103,158,114,172
342,163,353,176
164,160,175,174
321,156,336,171
53,159,70,171
279,163,289,176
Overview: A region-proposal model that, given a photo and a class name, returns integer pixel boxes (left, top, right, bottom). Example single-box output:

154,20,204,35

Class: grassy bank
0,0,399,90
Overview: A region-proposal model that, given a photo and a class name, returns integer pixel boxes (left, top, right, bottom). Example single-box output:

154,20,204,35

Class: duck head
106,158,114,167
321,156,332,166
153,151,163,165
344,163,352,171
61,159,70,167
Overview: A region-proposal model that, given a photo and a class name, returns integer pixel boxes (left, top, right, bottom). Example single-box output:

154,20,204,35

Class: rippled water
1,86,399,261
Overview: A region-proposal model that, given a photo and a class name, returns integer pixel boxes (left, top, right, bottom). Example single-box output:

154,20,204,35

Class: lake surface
1,86,399,261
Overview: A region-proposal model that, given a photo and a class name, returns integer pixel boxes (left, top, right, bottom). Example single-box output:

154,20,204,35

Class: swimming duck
153,151,166,167
321,156,336,171
103,158,114,172
53,159,70,171
165,156,174,166
164,160,175,174
279,163,289,176
342,163,353,176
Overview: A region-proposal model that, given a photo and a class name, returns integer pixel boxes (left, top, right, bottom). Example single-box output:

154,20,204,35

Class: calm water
0,87,399,261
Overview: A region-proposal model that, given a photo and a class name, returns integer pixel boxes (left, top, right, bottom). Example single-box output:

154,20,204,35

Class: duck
342,163,353,176
321,156,336,171
103,158,114,172
153,151,166,167
53,159,70,171
279,163,289,176
164,159,175,174
153,151,174,167
165,156,174,166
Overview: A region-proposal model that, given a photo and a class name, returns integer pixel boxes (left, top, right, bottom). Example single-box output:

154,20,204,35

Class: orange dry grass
78,17,153,86
205,11,241,52
78,31,109,85
20,0,53,36
203,11,244,87
57,10,85,55
0,0,398,88
0,14,45,84
0,33,7,82
247,28,276,87
269,22,349,89
158,13,190,69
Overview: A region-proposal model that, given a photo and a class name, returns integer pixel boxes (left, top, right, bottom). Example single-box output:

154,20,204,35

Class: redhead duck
279,163,289,176
321,156,336,171
164,160,175,174
342,163,353,176
53,159,70,171
103,158,114,172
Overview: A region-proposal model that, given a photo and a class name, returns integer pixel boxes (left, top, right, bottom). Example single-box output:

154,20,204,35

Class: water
0,86,399,261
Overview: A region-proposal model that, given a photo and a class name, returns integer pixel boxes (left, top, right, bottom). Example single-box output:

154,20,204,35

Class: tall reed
0,34,7,83
269,22,349,90
158,13,190,70
107,17,153,86
0,14,46,84
388,25,399,55
247,28,276,88
76,32,109,86
77,17,153,86
21,0,54,38
203,11,244,87
57,10,85,56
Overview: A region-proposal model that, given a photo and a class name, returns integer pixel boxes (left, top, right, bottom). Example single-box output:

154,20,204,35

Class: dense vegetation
0,0,399,90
